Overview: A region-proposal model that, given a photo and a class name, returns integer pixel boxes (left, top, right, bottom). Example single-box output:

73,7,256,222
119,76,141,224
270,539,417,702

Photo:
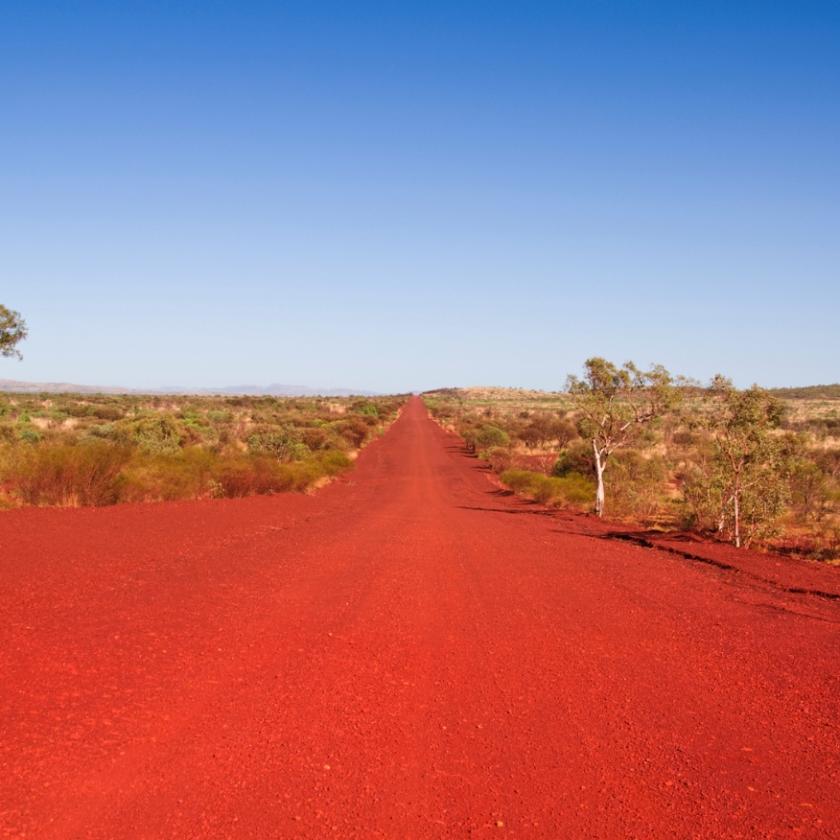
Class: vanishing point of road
2,397,839,838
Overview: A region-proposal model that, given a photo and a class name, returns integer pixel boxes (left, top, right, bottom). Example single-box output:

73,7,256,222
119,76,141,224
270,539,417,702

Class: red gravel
2,397,839,838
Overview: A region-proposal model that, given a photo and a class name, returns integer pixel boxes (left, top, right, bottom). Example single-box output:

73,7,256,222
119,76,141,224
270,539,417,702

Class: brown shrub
336,417,370,448
213,455,294,497
301,427,330,450
4,441,131,506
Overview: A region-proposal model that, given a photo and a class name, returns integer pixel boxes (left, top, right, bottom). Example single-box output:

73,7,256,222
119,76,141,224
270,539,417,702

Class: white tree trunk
593,440,606,518
733,486,741,548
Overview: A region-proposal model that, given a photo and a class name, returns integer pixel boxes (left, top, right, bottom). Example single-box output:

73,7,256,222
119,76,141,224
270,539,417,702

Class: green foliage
605,451,668,518
128,416,184,455
17,425,41,444
475,425,510,449
119,448,217,502
0,305,27,359
207,409,232,423
354,401,379,417
316,449,352,475
553,440,595,477
247,427,309,461
500,469,594,507
682,382,789,547
567,358,677,439
567,357,677,516
788,455,831,522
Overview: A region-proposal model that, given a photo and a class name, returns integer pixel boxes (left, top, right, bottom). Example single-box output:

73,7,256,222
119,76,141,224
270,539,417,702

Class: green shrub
606,451,668,517
128,416,183,454
499,469,535,493
476,425,509,449
17,425,41,444
247,427,308,461
207,409,232,423
553,440,594,477
276,460,324,491
317,449,352,475
500,468,595,508
529,474,557,503
354,401,379,417
118,448,216,502
555,472,596,505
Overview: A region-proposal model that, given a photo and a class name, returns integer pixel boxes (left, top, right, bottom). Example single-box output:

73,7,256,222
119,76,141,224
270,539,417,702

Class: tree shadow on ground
456,505,558,518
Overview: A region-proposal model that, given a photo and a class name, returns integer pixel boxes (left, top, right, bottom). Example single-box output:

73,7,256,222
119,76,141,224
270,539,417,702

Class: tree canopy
567,357,677,516
0,305,27,359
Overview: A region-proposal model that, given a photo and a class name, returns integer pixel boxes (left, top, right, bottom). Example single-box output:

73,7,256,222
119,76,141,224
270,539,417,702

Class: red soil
2,397,839,838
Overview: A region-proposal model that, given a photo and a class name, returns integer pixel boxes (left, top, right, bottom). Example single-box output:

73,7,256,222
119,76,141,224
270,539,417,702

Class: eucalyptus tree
699,378,788,548
567,357,677,517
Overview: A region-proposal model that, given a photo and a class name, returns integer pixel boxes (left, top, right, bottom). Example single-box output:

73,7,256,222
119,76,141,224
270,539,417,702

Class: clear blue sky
3,1,838,392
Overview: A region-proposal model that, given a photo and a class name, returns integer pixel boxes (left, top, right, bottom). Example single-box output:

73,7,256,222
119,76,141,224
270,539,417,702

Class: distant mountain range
0,379,377,397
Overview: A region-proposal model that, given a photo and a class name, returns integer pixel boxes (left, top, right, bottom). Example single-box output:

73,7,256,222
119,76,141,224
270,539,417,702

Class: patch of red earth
2,397,839,838
527,509,840,601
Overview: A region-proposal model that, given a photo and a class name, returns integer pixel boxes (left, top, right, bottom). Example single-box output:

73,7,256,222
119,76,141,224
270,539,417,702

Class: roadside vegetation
0,392,404,507
424,362,840,563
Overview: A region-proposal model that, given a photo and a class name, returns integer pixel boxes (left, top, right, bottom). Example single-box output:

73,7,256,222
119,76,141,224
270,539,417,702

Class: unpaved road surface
2,397,839,838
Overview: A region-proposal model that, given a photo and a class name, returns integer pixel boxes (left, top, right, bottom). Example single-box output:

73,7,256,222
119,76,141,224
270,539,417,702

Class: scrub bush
5,441,131,506
500,469,594,508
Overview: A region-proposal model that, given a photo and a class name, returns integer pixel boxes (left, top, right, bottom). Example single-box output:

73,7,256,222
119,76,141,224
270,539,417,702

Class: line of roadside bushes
0,395,405,508
2,443,357,506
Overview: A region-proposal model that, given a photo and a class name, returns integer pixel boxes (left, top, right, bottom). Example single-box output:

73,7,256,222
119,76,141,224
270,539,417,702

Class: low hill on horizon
0,379,378,397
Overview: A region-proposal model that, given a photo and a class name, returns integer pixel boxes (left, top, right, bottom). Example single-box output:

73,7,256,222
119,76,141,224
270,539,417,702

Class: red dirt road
2,397,839,838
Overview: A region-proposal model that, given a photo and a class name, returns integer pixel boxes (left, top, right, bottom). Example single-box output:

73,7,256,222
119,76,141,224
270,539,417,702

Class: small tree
0,305,27,359
699,379,788,548
567,357,676,517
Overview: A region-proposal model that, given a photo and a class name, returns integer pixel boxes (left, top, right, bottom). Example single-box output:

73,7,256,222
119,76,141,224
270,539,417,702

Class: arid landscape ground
3,397,839,838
